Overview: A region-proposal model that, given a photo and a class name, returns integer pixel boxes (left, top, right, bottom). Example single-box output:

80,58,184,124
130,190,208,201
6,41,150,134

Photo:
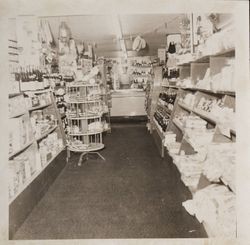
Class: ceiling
43,14,184,58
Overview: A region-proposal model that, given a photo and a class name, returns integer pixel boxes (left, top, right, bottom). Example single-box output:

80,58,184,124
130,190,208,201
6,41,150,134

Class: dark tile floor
13,123,207,239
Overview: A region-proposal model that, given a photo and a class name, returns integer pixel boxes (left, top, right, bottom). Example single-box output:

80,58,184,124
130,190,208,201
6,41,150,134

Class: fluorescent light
111,14,127,58
120,39,126,52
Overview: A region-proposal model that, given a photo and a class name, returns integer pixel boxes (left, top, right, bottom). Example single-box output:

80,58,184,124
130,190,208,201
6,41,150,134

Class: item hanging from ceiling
132,36,147,51
76,41,85,59
38,19,54,46
207,13,220,33
59,21,71,44
168,42,176,54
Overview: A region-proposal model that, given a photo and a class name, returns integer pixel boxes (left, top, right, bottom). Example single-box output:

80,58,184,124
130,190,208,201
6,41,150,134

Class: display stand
65,81,107,165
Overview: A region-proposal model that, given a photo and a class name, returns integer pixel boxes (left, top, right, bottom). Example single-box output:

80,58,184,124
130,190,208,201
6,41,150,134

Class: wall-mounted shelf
36,125,58,141
9,111,26,119
28,103,52,111
9,140,34,159
177,47,235,66
9,147,65,205
67,114,103,120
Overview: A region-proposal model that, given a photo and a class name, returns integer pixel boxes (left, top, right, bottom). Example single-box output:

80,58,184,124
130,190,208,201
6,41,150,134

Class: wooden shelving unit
146,21,236,237
8,89,66,238
28,102,52,111
9,91,66,199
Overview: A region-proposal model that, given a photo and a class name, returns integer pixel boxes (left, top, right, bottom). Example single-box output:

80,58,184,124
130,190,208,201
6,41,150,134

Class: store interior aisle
13,123,207,239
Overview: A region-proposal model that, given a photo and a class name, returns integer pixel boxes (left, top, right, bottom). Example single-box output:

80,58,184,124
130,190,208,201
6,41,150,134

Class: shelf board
220,177,235,193
23,88,51,94
9,92,23,98
9,110,26,118
195,88,235,96
67,114,103,120
35,125,58,141
9,147,65,204
28,103,52,111
131,65,152,68
66,83,99,88
9,140,34,159
177,47,235,66
178,102,193,112
192,108,217,124
68,129,104,136
189,87,235,96
67,143,104,152
192,108,236,135
152,118,165,140
162,84,179,89
179,86,235,96
67,99,100,104
173,118,184,132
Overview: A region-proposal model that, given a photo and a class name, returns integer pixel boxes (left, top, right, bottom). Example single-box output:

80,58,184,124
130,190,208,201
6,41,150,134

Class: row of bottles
14,66,46,82
159,91,177,105
162,67,180,79
154,111,169,132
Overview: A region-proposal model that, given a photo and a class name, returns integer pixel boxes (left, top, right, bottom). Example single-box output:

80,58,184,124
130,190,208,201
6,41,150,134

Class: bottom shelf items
182,184,236,237
9,130,65,204
9,146,65,204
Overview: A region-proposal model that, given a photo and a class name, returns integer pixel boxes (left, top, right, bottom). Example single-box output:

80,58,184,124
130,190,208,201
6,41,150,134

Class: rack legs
66,148,70,163
77,151,105,166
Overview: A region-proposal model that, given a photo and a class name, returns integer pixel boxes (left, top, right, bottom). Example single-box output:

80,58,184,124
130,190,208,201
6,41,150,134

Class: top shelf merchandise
177,18,235,66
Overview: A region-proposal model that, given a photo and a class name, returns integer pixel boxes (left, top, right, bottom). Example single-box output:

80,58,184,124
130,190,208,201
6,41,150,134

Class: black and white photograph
0,0,249,244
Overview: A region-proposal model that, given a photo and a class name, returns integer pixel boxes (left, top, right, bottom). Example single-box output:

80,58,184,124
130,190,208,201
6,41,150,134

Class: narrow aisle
14,123,207,239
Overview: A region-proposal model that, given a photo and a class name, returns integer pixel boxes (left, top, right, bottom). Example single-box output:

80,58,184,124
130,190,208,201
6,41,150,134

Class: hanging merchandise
16,16,41,67
81,42,86,58
168,42,176,54
132,36,147,51
76,41,85,60
178,15,191,55
58,22,78,76
207,13,220,33
193,14,214,45
69,38,77,60
58,39,70,56
39,19,55,48
59,21,71,44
